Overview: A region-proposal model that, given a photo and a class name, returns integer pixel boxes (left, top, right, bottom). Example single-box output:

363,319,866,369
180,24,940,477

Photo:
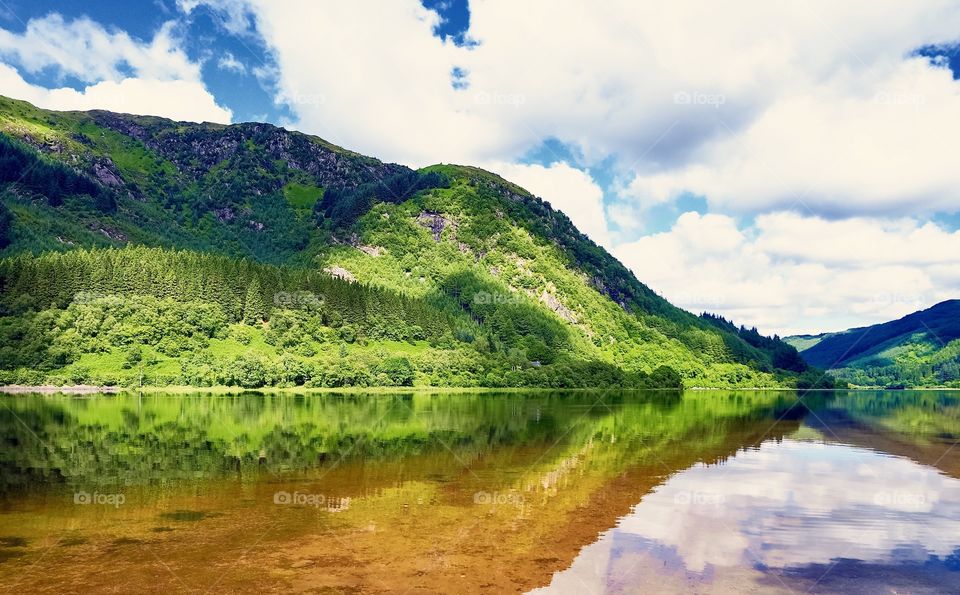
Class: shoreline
2,384,957,395
0,384,124,394
0,384,681,395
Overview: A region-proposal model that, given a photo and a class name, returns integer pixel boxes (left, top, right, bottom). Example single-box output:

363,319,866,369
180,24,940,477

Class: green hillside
787,300,960,388
0,96,829,389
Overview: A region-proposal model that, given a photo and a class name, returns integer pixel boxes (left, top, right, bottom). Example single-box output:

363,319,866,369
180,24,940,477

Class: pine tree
0,200,11,249
243,279,267,325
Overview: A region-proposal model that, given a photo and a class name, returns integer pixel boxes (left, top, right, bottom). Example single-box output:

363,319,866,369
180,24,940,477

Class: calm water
0,390,957,594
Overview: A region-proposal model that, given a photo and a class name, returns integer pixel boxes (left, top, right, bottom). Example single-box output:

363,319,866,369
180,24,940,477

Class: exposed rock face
540,289,578,323
416,212,457,241
89,113,407,189
93,225,127,242
345,233,383,257
358,245,383,257
324,266,356,282
92,159,123,187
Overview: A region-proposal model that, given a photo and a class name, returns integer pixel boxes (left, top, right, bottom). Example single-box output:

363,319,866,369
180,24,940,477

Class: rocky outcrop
90,113,408,189
92,159,123,187
358,245,383,257
539,290,578,323
416,212,457,241
324,266,356,282
92,225,127,242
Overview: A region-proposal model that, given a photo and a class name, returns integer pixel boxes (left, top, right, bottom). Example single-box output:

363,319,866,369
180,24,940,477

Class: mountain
0,95,828,389
785,300,960,387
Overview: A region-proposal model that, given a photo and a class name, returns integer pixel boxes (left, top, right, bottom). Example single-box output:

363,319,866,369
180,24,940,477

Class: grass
22,384,646,395
283,182,324,210
51,331,436,388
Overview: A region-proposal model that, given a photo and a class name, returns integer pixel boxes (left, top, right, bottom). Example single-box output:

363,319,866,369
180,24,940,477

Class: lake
0,390,957,593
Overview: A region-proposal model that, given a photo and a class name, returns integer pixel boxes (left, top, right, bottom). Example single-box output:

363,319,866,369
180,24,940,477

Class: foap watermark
474,91,526,107
675,292,726,310
72,291,113,304
74,490,125,508
873,490,928,510
873,91,925,107
674,90,726,108
673,490,725,507
288,92,326,107
473,490,524,507
274,491,350,512
869,292,925,309
473,291,524,305
273,291,324,308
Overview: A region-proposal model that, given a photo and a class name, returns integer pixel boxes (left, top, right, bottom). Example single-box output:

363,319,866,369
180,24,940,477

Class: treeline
315,170,449,228
829,339,960,388
0,133,115,211
0,246,690,389
0,246,459,341
700,312,808,372
798,300,960,369
0,201,10,249
0,291,683,390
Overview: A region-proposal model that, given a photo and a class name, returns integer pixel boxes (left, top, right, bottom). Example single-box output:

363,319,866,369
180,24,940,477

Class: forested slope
0,96,830,389
786,300,960,387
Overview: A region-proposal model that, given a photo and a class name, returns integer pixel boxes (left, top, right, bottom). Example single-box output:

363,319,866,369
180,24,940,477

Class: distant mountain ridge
786,300,960,387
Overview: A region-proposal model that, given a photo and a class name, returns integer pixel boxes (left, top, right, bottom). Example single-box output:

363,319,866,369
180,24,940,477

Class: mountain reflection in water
0,390,956,594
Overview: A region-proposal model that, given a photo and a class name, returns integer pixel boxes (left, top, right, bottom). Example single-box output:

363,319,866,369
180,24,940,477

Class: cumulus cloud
214,0,499,166
0,64,232,122
613,211,958,335
0,14,198,83
623,57,960,217
0,13,230,123
216,51,247,74
482,161,612,248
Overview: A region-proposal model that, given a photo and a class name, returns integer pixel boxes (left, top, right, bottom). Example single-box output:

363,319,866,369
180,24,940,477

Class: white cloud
177,0,257,37
613,211,958,335
0,63,231,123
623,57,960,217
0,14,198,83
482,161,612,248
0,13,230,123
216,51,247,74
216,0,500,167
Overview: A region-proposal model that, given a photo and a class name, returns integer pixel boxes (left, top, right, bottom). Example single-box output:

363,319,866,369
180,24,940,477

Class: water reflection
0,390,955,593
534,439,960,593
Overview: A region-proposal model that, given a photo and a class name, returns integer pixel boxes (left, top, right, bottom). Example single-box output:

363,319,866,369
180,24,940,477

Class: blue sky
1,0,959,336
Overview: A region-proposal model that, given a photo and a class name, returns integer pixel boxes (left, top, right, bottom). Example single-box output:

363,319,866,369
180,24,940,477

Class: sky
1,0,959,336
